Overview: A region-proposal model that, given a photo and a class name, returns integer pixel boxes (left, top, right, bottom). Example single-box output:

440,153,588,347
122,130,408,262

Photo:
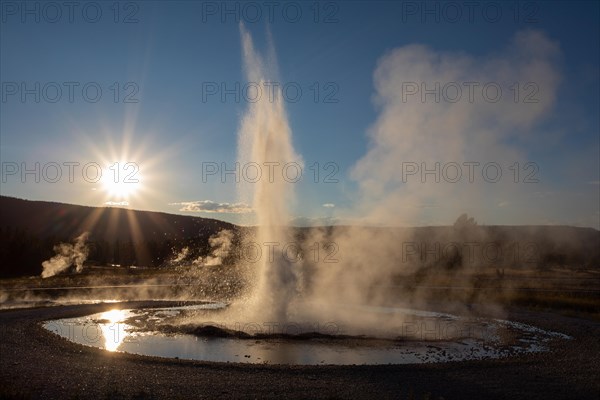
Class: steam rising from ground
194,229,234,266
172,247,190,264
41,233,89,278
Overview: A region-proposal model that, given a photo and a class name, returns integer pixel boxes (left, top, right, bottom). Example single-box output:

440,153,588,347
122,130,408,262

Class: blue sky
1,1,598,228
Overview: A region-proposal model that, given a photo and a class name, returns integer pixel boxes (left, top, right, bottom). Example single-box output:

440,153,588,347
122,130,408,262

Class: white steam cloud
41,233,90,278
194,229,234,266
172,246,190,264
352,29,561,226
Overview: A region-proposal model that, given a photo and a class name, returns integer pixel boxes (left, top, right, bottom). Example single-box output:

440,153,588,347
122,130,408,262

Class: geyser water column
237,24,303,323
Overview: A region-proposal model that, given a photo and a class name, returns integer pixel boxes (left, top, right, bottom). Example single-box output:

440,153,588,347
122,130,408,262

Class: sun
102,178,137,198
101,162,142,200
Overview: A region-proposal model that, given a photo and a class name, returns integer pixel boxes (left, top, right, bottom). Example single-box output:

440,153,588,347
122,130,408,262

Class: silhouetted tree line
0,227,56,277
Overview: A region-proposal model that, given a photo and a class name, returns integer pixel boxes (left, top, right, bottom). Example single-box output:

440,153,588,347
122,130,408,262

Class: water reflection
44,304,570,365
97,309,130,352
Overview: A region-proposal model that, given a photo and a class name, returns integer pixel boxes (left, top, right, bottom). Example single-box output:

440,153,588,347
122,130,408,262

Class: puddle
43,303,571,365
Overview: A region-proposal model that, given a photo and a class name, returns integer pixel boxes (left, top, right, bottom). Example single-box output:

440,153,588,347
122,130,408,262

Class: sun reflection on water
98,309,130,352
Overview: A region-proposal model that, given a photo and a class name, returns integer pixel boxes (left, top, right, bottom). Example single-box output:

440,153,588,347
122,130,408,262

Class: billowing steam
41,233,90,278
194,229,234,266
205,229,234,266
172,247,190,264
351,29,561,226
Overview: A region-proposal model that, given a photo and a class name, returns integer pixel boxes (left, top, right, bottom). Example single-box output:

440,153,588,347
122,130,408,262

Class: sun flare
101,162,142,200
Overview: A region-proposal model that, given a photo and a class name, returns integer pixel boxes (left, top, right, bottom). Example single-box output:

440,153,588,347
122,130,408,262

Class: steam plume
41,233,89,278
172,247,190,264
194,229,234,266
352,30,561,226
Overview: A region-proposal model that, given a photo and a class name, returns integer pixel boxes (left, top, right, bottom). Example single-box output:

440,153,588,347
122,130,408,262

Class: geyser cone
237,24,303,322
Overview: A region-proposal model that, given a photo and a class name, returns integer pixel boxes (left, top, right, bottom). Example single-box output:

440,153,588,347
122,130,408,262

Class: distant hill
297,219,599,271
0,197,598,278
0,196,234,242
0,196,237,276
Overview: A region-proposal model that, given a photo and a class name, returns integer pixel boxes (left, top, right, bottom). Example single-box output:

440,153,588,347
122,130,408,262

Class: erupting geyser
236,24,303,323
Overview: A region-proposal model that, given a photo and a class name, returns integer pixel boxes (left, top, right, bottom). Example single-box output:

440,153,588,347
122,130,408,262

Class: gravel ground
1,302,599,399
